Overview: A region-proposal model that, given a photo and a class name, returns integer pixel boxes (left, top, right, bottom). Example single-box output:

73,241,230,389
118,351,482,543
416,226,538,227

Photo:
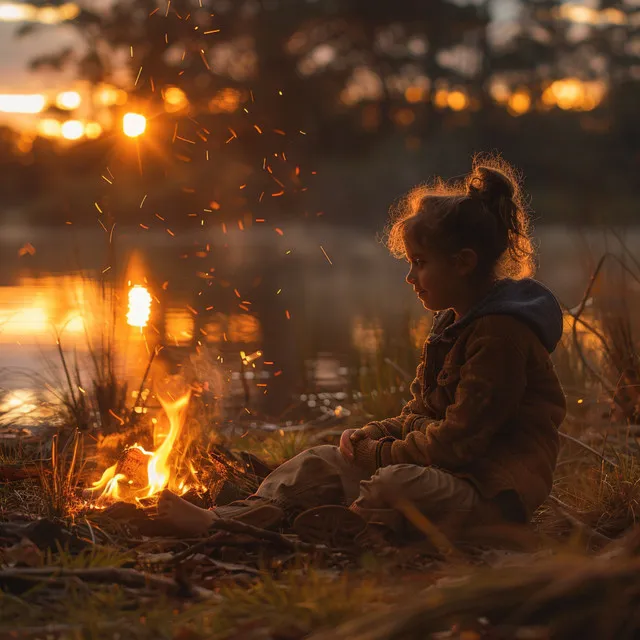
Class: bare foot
156,489,217,537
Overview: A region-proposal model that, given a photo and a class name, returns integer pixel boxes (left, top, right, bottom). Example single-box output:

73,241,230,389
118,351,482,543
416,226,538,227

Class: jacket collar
425,280,513,346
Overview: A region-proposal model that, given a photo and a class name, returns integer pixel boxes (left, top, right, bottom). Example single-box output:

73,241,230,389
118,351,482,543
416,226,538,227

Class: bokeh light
38,118,62,137
508,90,531,116
434,89,449,109
61,120,84,140
0,2,79,23
164,86,189,113
0,94,45,114
95,84,128,106
447,90,469,111
541,78,606,112
55,91,81,110
404,86,426,104
84,122,103,139
208,88,243,113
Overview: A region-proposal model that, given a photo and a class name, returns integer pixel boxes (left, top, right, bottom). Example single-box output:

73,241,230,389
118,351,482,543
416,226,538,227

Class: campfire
87,392,204,508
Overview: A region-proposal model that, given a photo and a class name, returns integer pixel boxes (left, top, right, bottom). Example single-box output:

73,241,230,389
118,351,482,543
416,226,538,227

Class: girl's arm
353,316,529,472
358,359,437,440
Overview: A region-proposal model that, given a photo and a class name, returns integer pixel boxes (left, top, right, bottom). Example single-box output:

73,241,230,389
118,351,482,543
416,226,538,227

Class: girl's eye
412,259,424,266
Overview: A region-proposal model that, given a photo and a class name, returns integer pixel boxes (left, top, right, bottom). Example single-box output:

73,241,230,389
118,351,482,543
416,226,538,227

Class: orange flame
87,391,203,507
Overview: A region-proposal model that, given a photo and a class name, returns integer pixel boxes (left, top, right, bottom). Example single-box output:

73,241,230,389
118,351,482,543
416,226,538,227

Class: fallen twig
0,566,219,600
558,431,618,468
547,495,611,545
0,619,129,639
173,518,320,563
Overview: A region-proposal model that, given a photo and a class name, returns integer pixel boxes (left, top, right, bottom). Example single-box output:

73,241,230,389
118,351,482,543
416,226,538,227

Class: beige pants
252,445,493,533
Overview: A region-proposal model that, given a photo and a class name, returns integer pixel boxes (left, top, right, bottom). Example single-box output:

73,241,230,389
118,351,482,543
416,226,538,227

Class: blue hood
433,278,564,353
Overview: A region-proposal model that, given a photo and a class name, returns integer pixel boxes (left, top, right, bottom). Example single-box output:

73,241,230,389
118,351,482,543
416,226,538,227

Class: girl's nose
406,269,415,285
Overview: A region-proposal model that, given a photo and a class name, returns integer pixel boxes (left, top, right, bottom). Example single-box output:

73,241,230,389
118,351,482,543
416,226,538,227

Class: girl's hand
339,429,368,461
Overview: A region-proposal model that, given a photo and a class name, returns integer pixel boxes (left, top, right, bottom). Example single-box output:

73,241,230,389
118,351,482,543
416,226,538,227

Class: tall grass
30,270,159,435
560,247,640,427
349,312,425,423
37,431,85,519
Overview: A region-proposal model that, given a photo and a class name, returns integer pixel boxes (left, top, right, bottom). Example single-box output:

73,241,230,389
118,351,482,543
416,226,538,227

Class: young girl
158,156,567,542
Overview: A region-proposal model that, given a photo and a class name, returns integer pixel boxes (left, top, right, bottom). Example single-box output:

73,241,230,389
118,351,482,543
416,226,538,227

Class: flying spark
320,245,333,265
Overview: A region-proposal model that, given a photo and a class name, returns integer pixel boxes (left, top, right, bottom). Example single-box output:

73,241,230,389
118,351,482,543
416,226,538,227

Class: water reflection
0,275,88,343
0,223,638,423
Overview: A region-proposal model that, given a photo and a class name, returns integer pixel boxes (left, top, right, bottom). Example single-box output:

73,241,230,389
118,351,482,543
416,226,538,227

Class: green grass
240,429,314,467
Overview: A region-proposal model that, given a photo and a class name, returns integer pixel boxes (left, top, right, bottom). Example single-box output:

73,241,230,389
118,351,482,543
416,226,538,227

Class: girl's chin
419,295,445,312
418,296,434,310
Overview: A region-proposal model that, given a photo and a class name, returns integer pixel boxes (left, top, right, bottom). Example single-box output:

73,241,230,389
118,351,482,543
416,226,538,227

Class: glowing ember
87,392,203,507
127,284,152,328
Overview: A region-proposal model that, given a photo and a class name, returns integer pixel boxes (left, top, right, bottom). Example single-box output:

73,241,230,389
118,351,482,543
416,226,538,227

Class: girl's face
404,230,494,317
405,245,460,313
403,231,480,314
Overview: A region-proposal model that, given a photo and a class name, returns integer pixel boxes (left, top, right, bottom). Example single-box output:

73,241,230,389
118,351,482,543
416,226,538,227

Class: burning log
114,446,151,490
86,391,205,507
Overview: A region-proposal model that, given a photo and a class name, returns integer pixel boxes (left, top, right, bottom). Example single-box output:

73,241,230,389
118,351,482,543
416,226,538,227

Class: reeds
36,431,84,519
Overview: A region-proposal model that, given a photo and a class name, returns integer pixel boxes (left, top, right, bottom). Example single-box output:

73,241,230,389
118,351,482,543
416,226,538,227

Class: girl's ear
453,248,478,276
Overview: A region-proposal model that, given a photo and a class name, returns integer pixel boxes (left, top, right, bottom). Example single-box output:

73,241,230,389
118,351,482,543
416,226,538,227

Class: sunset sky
0,21,78,93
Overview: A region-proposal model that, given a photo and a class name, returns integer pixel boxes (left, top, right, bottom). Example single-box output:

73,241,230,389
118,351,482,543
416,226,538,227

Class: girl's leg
254,445,371,511
158,445,370,536
349,464,485,536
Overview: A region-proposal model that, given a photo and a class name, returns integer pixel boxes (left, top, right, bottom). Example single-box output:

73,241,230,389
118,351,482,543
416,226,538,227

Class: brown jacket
354,281,567,522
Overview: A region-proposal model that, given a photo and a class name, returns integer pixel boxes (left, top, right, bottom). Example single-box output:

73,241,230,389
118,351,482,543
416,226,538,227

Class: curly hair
383,154,536,279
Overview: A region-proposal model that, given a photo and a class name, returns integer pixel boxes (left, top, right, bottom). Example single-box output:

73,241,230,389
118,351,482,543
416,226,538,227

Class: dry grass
36,431,85,520
0,572,386,640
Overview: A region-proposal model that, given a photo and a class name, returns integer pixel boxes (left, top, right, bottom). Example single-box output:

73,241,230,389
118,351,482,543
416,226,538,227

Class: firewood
172,518,320,564
0,464,43,482
114,446,150,489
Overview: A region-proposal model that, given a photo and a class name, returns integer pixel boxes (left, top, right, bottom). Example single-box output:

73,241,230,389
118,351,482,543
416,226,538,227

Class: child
158,156,567,541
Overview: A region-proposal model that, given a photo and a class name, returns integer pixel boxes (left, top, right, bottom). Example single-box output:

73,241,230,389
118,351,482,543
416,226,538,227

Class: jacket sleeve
360,354,438,441
376,319,528,469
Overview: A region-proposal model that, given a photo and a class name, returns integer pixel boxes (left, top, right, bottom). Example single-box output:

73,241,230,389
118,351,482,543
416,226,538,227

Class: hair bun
466,166,515,204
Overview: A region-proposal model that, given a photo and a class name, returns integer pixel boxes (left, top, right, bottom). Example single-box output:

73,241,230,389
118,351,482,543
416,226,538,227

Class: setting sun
123,112,147,138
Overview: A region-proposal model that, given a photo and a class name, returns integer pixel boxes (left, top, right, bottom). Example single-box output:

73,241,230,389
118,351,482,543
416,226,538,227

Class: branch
173,518,320,563
559,249,640,420
0,567,219,601
0,620,128,640
558,431,618,468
